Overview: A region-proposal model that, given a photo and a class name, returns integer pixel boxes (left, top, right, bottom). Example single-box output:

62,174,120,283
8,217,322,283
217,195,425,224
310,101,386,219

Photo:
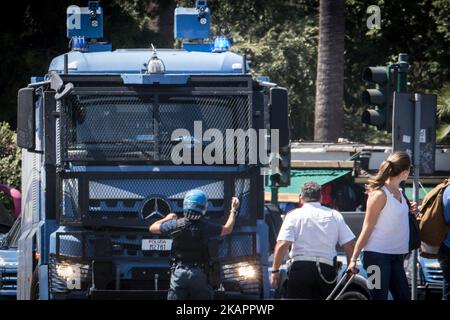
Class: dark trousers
438,243,450,301
287,261,336,299
167,264,213,300
362,251,409,300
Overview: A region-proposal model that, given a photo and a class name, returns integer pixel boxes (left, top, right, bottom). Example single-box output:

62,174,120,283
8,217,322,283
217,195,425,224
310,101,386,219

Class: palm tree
437,83,450,144
314,0,345,142
145,0,176,48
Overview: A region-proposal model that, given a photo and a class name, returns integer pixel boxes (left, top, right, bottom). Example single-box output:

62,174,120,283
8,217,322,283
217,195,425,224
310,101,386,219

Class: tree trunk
147,0,176,48
157,0,176,47
314,0,345,142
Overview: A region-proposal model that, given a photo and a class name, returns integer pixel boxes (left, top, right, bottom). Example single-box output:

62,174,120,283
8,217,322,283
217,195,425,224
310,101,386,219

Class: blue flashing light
71,36,87,51
213,36,231,53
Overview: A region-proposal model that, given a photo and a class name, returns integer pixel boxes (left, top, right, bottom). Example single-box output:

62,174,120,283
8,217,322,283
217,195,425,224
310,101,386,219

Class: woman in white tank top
348,151,417,300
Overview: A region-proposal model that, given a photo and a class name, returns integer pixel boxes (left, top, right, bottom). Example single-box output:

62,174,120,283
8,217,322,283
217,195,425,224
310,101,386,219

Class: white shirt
364,186,409,254
277,202,355,262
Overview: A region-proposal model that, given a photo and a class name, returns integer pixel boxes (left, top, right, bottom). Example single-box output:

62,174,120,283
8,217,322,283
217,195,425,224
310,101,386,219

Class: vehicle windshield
0,201,14,234
64,94,250,162
1,216,20,248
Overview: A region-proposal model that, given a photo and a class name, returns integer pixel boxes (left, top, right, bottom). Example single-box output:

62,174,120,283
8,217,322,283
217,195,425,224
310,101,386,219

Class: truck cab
16,1,290,300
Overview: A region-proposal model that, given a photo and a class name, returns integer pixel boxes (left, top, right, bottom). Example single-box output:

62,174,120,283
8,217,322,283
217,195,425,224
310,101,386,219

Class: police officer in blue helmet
150,190,240,300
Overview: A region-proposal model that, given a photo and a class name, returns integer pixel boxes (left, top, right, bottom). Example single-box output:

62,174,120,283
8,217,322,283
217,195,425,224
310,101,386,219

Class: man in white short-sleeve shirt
270,182,356,299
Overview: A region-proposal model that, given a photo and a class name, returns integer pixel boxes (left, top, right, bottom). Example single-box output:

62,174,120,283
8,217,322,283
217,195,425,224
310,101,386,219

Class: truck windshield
64,94,250,162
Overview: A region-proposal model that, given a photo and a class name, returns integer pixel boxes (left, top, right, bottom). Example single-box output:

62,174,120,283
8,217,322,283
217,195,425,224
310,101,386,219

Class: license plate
142,239,173,251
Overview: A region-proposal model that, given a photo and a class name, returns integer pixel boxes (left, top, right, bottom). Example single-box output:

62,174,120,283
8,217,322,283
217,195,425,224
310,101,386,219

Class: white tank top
364,186,410,254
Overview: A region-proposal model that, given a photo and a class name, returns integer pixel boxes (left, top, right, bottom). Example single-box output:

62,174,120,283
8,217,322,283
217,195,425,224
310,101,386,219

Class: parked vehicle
0,217,20,299
405,254,445,300
0,184,21,234
0,184,21,299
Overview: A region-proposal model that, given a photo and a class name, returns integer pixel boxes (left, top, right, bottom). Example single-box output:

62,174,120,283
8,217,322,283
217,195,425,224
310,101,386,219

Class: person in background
270,181,355,299
438,183,450,300
348,151,417,300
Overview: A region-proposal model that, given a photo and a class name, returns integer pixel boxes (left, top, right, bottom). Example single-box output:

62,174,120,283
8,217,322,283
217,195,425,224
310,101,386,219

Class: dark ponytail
367,151,411,192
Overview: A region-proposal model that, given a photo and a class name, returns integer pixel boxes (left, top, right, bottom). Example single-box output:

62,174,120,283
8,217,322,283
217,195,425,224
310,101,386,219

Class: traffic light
361,66,393,131
361,54,409,132
269,87,290,189
269,146,291,187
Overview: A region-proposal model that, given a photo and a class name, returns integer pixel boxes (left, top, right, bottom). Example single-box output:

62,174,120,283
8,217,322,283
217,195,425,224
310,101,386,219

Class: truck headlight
237,265,256,279
223,262,259,280
54,262,89,290
221,261,261,295
56,263,77,279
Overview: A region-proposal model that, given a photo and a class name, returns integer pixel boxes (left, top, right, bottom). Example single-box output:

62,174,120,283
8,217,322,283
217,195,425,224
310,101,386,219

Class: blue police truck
16,1,290,299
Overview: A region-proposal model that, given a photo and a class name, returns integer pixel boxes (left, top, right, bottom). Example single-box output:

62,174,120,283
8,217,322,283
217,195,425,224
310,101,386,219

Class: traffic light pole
411,93,421,301
397,53,409,93
271,179,279,205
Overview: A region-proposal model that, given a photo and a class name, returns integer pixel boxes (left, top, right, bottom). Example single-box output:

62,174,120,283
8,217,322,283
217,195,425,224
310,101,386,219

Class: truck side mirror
17,88,36,150
269,87,290,148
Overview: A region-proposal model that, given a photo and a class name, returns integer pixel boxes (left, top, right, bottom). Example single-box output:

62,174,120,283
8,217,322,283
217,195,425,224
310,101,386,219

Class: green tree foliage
233,20,318,140
1,0,450,144
0,122,21,189
190,0,319,140
436,83,450,143
191,0,450,142
345,0,450,143
0,0,171,127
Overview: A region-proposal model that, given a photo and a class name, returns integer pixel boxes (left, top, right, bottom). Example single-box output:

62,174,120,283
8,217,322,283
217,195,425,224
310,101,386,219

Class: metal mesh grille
219,233,255,258
234,179,251,220
58,234,84,258
64,95,155,161
61,179,79,222
61,177,225,224
158,95,251,161
62,94,251,162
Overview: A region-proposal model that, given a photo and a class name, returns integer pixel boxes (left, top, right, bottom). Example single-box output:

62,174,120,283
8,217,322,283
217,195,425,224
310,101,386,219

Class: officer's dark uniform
160,217,222,300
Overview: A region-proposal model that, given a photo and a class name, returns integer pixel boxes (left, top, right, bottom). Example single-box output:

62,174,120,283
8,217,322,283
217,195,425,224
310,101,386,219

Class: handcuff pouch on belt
286,256,339,284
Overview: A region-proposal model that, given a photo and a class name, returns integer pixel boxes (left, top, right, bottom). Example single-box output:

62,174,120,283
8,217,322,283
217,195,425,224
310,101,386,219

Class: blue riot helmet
183,189,208,220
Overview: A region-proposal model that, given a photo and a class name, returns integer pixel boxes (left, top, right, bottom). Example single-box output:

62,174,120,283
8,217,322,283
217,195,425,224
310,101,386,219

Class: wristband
271,269,280,274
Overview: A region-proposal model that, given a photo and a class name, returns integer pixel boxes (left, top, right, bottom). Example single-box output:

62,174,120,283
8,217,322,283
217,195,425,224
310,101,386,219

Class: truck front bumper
51,289,259,300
